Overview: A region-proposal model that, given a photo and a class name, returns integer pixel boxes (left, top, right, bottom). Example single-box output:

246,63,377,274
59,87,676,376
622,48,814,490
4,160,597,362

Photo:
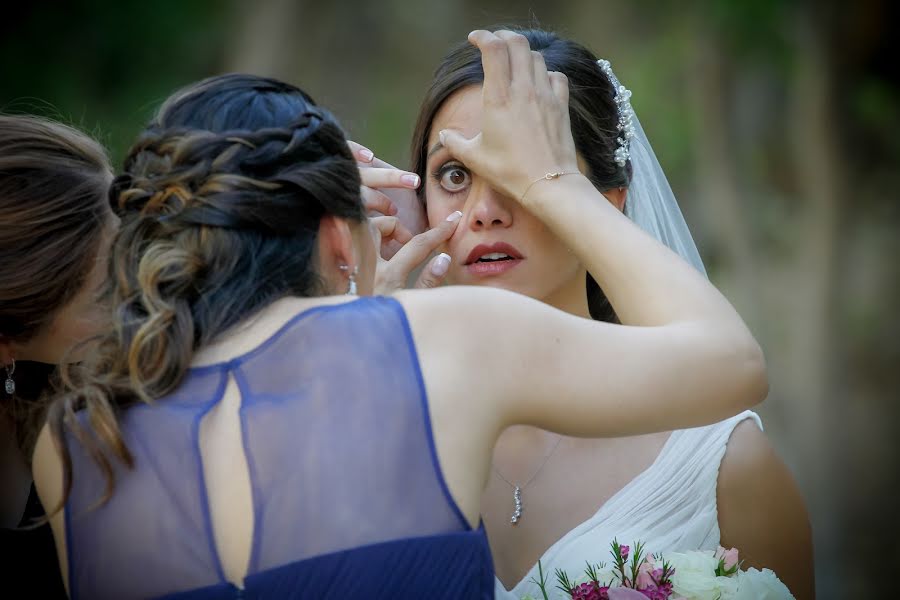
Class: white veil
600,59,707,277
625,114,707,276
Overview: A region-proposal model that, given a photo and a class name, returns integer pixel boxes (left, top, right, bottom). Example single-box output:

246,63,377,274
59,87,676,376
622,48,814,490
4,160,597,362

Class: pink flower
715,546,740,574
608,588,649,600
619,545,630,562
639,581,674,600
570,581,610,600
635,560,657,589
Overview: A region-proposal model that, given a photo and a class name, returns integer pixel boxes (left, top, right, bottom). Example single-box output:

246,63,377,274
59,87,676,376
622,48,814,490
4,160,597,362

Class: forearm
525,174,748,331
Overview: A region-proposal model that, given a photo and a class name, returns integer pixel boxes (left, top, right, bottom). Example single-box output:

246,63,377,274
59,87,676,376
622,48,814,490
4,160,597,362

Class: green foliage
0,0,227,164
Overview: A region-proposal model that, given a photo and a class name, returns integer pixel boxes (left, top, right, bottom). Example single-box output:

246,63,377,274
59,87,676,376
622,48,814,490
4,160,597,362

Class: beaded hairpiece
597,59,635,167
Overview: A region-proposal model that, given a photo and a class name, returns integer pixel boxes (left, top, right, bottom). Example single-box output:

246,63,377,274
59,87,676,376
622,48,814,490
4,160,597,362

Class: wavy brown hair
47,74,364,509
0,115,112,461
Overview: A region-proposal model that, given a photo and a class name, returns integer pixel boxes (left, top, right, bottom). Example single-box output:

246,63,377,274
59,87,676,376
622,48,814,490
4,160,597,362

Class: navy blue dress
64,297,494,599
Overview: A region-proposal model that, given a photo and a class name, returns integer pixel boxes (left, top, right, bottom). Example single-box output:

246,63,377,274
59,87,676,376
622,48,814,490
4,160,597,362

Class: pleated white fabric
498,411,762,599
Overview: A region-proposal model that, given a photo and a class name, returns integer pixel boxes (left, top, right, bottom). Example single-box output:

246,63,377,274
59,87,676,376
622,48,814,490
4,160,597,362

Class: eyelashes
430,162,471,196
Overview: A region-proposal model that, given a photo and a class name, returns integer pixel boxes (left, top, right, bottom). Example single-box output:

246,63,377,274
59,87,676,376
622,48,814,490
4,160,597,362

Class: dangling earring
339,265,358,295
4,358,15,396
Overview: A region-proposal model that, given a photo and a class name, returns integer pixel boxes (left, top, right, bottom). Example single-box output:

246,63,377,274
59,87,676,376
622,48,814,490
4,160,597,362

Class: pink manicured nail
431,253,451,277
401,174,420,188
359,148,374,161
445,210,463,222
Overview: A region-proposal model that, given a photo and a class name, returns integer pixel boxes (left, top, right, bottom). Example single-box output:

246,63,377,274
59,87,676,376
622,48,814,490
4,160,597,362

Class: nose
464,182,513,231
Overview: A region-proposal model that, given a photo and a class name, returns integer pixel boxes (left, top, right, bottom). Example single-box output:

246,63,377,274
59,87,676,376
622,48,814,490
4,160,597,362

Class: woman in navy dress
32,31,767,599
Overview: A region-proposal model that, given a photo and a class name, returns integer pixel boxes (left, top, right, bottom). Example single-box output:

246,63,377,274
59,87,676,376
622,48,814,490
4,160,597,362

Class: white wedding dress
492,60,765,599
496,411,762,599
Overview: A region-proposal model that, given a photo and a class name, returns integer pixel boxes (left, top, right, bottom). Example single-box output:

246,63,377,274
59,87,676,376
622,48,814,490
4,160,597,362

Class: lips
462,242,524,277
464,242,524,265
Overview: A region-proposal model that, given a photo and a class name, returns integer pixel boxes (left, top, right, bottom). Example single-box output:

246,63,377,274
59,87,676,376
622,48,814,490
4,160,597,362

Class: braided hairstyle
410,27,631,322
48,74,364,508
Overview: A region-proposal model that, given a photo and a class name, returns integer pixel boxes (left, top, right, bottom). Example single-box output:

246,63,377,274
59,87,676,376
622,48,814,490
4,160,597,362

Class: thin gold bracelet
520,171,581,203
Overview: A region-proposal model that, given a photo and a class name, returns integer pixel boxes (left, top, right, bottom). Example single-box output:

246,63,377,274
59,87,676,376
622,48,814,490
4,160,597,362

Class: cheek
424,181,471,228
424,190,453,227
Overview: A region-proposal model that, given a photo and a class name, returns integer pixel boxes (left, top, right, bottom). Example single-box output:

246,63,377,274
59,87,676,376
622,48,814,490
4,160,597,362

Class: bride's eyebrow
427,141,444,159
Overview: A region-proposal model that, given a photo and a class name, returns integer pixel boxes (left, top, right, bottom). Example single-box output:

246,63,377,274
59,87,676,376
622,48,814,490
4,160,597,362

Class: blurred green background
2,0,897,596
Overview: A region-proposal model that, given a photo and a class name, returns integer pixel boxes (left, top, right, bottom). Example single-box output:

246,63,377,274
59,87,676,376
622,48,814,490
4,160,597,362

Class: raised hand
371,210,461,293
347,140,458,292
347,140,430,261
436,30,581,205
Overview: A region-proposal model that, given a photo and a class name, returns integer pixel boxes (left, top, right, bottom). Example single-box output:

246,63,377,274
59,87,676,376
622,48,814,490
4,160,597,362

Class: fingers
347,140,374,164
549,71,569,106
376,211,462,293
495,31,533,85
359,166,420,190
361,186,397,216
413,253,452,289
389,210,462,274
468,30,510,102
532,51,552,99
371,215,413,245
437,129,479,168
549,71,572,137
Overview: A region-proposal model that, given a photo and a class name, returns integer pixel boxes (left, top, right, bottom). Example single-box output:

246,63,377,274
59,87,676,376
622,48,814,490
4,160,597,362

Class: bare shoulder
718,417,771,481
392,286,520,404
393,285,531,319
393,286,545,355
717,417,801,517
32,422,63,508
717,417,815,599
32,422,69,593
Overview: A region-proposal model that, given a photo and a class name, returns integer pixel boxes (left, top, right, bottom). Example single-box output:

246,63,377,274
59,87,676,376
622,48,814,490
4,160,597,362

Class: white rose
666,551,721,600
733,568,795,600
570,564,617,587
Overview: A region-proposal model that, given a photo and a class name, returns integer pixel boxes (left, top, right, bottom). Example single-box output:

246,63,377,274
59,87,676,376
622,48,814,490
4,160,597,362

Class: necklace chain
492,436,562,525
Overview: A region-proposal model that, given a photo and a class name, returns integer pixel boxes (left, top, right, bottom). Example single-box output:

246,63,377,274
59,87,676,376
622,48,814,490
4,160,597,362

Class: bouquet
524,540,794,600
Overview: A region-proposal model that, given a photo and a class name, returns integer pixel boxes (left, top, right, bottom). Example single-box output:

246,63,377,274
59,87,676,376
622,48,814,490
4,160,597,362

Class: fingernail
431,253,451,277
360,148,374,162
438,130,446,145
445,210,463,222
401,173,420,188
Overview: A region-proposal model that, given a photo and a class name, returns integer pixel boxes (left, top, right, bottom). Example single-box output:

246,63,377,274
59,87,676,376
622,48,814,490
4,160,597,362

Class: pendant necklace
492,436,562,525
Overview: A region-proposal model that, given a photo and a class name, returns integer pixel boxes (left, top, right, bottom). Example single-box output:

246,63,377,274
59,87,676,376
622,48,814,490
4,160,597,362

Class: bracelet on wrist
521,171,581,203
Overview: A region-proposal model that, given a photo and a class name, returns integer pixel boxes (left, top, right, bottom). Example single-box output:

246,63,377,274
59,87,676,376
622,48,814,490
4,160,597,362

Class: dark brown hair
410,27,632,321
0,115,112,459
48,74,365,508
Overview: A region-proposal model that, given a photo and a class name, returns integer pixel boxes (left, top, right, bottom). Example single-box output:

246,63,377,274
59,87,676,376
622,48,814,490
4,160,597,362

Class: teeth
479,253,512,261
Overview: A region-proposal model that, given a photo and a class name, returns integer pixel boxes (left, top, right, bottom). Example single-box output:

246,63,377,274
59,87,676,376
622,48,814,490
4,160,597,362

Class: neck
542,269,592,319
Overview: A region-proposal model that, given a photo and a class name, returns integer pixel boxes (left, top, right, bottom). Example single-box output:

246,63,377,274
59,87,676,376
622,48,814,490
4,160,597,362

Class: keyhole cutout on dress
199,373,254,588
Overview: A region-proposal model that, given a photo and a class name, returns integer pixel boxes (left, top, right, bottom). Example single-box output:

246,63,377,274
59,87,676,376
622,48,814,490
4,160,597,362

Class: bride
378,27,813,599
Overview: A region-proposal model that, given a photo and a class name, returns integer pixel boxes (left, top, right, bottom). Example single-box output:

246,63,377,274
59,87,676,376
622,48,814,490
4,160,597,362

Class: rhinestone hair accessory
597,59,635,167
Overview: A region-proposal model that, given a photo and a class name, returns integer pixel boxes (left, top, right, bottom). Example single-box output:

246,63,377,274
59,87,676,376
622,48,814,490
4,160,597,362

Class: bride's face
424,85,584,303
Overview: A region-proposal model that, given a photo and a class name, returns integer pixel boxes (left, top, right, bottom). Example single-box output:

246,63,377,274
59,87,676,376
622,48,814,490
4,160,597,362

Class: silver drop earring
339,265,358,295
4,358,15,395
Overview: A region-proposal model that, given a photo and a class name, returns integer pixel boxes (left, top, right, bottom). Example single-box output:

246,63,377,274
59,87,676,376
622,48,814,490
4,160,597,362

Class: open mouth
476,252,516,263
463,243,524,276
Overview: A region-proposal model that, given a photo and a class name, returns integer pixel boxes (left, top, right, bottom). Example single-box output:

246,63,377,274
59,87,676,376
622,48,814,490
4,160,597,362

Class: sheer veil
600,59,708,277
625,114,707,276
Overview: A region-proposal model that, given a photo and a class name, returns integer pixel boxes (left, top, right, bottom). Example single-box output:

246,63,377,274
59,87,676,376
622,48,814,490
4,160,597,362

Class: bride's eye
434,164,470,194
